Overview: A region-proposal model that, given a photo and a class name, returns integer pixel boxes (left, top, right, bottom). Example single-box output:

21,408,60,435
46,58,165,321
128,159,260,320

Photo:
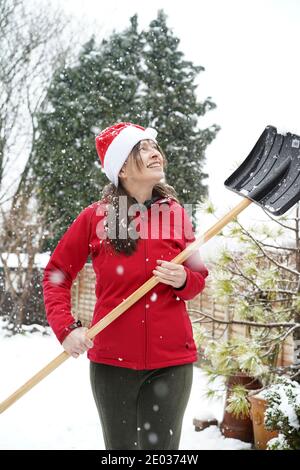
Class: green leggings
90,361,193,450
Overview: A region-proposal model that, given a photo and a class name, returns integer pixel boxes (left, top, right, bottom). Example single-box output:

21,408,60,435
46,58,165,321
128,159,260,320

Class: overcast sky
49,0,300,250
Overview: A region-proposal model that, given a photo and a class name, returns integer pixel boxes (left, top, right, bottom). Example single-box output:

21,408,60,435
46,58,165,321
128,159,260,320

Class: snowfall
0,319,251,450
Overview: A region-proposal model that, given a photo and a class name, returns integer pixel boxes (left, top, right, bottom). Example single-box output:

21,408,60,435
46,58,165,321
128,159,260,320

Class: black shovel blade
224,125,300,215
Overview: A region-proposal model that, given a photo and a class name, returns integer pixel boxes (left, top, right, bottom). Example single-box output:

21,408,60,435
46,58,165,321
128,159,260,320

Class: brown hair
101,141,179,256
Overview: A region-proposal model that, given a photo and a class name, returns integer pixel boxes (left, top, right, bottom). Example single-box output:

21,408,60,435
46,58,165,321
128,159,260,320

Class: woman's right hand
62,327,94,358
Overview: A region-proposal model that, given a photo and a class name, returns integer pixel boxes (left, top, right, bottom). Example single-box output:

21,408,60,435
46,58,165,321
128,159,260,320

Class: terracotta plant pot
248,394,279,449
220,373,262,443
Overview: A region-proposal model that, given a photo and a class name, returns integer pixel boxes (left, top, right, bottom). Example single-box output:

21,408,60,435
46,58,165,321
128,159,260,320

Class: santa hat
95,122,158,187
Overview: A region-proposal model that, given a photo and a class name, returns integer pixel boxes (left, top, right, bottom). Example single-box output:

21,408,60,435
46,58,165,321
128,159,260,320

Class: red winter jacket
43,197,208,370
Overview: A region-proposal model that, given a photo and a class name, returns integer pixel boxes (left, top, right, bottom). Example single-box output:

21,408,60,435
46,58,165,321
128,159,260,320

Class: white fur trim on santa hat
104,126,158,186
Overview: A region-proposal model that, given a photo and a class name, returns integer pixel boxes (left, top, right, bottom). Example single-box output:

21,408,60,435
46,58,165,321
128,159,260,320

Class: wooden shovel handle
0,197,251,414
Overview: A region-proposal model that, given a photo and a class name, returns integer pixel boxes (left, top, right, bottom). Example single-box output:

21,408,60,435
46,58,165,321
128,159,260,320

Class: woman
43,122,208,450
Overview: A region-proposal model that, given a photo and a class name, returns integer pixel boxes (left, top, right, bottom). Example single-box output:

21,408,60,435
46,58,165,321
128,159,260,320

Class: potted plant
193,324,281,444
248,391,279,449
190,201,300,446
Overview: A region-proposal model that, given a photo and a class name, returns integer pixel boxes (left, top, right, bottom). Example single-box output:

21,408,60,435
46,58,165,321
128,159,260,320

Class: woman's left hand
153,260,187,288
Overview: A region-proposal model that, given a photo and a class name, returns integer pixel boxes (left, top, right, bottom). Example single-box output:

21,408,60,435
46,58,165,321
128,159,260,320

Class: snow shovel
1,125,300,414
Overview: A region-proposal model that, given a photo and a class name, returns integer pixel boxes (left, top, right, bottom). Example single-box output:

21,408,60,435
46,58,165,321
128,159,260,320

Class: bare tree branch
189,308,299,329
237,221,300,277
262,207,297,232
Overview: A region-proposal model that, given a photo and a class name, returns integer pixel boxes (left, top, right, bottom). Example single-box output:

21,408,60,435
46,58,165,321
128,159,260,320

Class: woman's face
119,139,165,186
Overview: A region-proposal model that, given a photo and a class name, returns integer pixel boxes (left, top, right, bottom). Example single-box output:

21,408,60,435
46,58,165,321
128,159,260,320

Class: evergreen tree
140,10,219,221
33,12,219,249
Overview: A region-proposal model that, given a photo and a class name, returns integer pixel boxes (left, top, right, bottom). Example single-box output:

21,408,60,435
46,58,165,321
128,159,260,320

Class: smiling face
118,139,166,187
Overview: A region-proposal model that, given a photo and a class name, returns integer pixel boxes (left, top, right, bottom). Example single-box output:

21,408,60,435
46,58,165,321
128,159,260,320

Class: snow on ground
0,321,251,450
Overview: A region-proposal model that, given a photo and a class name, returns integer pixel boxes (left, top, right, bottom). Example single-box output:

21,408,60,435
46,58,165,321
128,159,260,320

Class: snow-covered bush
264,377,300,450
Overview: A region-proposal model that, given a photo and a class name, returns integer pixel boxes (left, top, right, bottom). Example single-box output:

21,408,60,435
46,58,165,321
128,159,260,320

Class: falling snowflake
116,265,124,275
148,433,158,444
153,381,169,397
150,292,157,302
49,270,65,285
144,422,151,430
